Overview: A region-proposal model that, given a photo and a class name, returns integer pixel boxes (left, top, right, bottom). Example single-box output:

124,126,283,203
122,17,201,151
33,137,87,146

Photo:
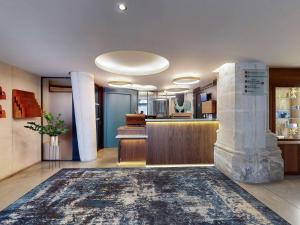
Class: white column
71,72,97,161
214,62,284,183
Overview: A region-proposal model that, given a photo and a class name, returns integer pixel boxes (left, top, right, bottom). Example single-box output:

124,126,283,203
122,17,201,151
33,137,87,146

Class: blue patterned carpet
0,167,289,225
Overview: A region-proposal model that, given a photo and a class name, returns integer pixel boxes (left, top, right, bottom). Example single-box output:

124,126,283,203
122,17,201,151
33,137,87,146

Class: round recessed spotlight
173,76,200,85
95,51,169,76
108,81,132,88
165,87,190,94
118,3,127,11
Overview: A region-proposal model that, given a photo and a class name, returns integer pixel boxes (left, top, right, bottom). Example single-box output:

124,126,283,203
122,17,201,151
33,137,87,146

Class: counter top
145,118,218,122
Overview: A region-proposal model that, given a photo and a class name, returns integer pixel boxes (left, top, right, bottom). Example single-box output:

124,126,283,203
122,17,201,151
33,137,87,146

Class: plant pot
43,136,60,160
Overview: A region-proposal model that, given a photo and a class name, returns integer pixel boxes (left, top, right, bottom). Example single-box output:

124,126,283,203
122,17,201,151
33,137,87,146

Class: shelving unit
269,68,300,174
12,89,42,119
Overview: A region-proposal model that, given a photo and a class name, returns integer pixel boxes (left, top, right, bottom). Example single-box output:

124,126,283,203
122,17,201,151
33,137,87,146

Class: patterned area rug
0,167,289,225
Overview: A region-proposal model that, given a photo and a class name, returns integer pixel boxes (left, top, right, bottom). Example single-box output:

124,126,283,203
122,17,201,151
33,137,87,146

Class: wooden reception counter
116,119,219,165
146,119,219,165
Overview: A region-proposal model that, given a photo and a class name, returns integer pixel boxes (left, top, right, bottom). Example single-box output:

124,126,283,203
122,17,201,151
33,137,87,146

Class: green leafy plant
24,112,68,136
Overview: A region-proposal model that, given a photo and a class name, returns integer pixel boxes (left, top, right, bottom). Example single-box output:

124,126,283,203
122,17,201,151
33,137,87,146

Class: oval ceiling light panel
95,51,169,76
108,81,132,88
158,91,176,98
173,76,200,85
131,84,157,91
165,87,190,94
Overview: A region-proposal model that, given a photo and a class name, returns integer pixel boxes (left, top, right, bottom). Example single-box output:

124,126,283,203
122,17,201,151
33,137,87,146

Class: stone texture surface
71,72,97,161
214,62,284,183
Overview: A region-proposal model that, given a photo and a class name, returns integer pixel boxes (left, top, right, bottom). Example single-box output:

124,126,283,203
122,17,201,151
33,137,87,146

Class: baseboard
0,161,41,182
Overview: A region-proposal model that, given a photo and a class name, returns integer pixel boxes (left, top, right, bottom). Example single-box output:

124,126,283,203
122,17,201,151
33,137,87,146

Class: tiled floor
0,148,299,225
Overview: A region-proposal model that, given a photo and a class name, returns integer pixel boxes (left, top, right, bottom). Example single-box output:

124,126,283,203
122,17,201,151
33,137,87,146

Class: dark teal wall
104,88,138,148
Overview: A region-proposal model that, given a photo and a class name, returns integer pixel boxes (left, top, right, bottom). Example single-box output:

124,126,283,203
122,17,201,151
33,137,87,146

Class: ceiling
0,0,300,90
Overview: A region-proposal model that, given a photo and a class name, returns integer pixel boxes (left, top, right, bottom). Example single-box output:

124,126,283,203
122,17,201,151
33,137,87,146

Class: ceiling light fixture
172,76,200,85
95,51,169,76
118,3,127,11
108,81,132,88
165,87,190,94
131,84,157,91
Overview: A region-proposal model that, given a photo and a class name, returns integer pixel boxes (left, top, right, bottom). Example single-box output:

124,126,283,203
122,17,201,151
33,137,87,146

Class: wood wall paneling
279,144,300,174
146,122,218,164
119,139,147,162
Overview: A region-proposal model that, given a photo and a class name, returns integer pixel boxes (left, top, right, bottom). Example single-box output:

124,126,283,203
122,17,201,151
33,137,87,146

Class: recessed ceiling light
95,51,169,76
165,87,190,94
108,81,132,88
118,3,127,11
173,76,200,85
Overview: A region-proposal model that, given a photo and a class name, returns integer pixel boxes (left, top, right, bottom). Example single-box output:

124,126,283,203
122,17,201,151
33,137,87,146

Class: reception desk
146,119,219,165
116,119,219,165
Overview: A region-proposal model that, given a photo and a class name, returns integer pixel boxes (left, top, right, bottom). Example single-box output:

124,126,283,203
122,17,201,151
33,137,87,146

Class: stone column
214,62,284,183
71,72,97,161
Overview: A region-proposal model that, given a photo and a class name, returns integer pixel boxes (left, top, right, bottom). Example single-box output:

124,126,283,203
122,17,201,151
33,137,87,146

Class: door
104,93,131,147
95,85,104,150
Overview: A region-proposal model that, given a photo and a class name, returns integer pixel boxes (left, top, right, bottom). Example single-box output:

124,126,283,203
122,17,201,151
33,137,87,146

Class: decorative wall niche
0,105,6,118
0,86,6,99
12,89,42,119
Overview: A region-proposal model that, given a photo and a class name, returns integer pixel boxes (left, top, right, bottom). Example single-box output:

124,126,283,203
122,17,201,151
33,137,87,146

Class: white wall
0,61,41,180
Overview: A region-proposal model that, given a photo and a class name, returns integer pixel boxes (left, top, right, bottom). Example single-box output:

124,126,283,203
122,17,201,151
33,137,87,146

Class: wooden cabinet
118,139,147,162
117,126,147,163
279,143,300,174
201,100,216,114
146,121,219,165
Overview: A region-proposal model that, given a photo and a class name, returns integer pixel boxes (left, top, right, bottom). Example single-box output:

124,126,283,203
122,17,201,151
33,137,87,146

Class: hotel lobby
0,0,300,224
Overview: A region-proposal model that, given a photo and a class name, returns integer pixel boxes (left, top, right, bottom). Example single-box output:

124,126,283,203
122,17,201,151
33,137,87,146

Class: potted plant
25,112,68,160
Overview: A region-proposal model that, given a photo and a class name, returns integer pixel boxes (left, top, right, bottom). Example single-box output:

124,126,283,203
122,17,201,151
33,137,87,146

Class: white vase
47,136,60,160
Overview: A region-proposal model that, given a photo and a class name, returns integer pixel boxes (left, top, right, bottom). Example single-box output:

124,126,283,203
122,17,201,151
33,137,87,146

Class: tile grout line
262,184,300,210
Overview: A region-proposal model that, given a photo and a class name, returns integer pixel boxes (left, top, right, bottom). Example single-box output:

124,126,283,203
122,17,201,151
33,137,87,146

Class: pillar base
214,132,284,183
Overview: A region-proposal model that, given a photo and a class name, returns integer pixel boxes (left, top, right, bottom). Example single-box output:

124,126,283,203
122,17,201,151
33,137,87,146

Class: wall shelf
12,89,42,119
0,86,6,100
0,105,6,118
